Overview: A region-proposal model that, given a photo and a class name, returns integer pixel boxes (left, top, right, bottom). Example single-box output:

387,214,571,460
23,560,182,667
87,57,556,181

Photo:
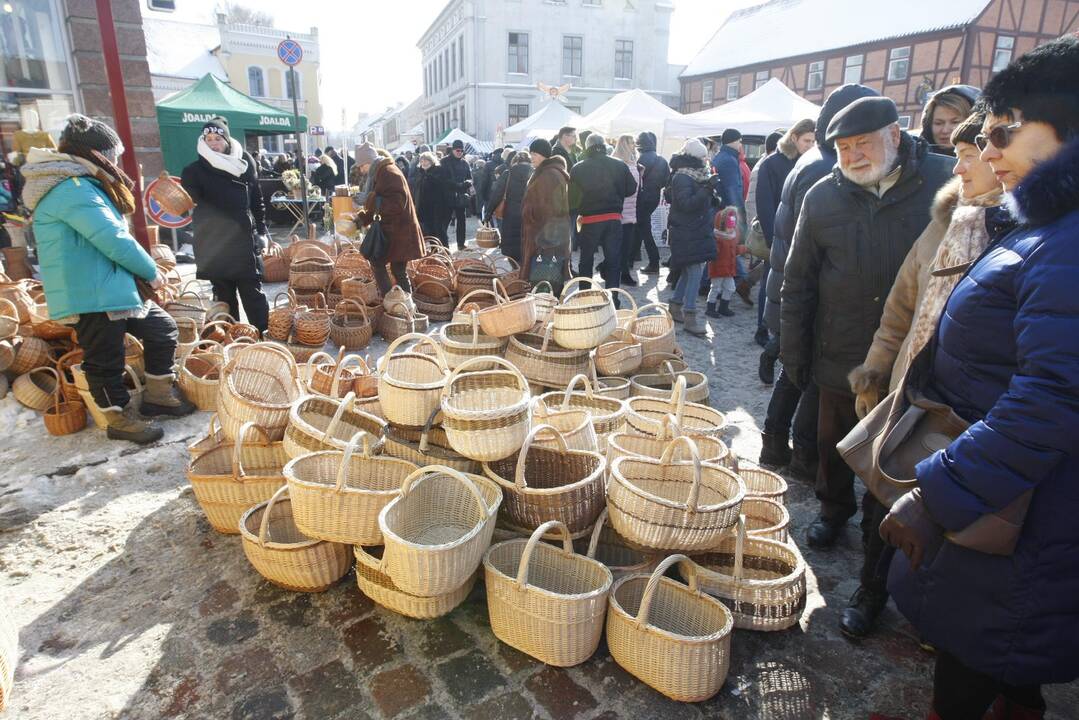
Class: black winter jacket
485,161,533,260
410,164,452,231
311,163,336,198
568,147,637,218
663,153,717,270
780,133,953,393
440,154,472,209
181,149,267,283
635,131,670,212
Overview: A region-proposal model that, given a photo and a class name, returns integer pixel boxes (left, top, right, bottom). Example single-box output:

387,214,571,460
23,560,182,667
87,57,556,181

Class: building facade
418,0,678,142
679,0,1079,131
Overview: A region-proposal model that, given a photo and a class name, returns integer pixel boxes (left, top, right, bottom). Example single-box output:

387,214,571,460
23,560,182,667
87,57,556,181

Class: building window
844,54,864,84
583,0,602,5
897,115,912,130
615,40,633,79
247,66,265,96
563,35,583,76
887,46,910,81
992,35,1015,72
451,106,458,128
147,0,176,10
726,76,739,100
806,61,824,91
565,104,582,114
285,69,301,100
755,70,769,89
459,37,465,77
508,32,529,73
444,48,450,85
508,103,530,125
460,104,465,132
451,44,457,82
701,80,713,105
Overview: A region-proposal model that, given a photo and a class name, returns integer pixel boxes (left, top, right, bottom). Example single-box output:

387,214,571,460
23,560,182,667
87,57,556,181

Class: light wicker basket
626,375,725,439
594,328,643,377
529,281,557,326
71,364,142,429
630,303,677,358
607,554,734,702
639,351,687,373
552,280,617,350
440,356,531,462
284,431,416,545
13,365,59,411
283,390,386,459
741,497,790,543
218,343,303,441
377,466,501,597
163,291,207,329
187,422,289,535
630,360,709,404
0,298,18,340
451,288,498,323
378,333,450,428
475,223,501,248
382,407,480,475
484,520,613,666
189,413,228,460
476,279,538,338
607,414,730,468
379,302,429,343
240,486,351,592
607,287,638,330
581,508,658,580
530,401,598,452
594,375,632,400
437,311,508,370
537,374,627,451
737,465,789,504
686,516,806,632
505,324,591,389
607,436,745,552
9,336,54,376
355,545,478,619
178,339,223,412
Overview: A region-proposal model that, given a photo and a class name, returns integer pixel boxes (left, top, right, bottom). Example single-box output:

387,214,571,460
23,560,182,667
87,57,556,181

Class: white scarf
197,136,248,177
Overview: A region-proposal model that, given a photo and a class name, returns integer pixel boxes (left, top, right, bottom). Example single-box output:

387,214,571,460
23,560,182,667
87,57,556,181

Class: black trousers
634,200,660,267
577,220,622,299
451,206,467,248
74,302,177,409
620,223,636,273
211,278,269,332
933,651,1045,719
371,261,411,295
763,352,819,452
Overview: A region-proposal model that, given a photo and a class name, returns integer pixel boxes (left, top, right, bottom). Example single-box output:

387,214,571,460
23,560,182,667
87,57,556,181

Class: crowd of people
18,31,1079,718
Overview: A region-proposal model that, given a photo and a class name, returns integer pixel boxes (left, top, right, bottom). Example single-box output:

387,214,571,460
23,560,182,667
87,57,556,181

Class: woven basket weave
630,360,709,404
626,375,725,439
440,356,531,462
382,407,480,475
355,545,478,619
552,281,617,350
505,324,591,389
477,279,538,338
437,311,508,370
283,390,386,459
378,333,450,428
178,340,223,412
218,343,303,441
581,508,657,580
537,374,627,451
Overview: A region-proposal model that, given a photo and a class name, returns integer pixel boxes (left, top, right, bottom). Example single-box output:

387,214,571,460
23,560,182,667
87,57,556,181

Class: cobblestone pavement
1,221,1076,719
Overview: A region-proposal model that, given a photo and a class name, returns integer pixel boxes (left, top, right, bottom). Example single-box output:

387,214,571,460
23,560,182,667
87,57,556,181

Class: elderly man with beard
780,96,952,639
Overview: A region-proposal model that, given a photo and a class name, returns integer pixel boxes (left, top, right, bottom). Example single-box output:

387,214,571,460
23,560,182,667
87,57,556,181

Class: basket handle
397,465,487,518
205,412,221,438
443,355,528,401
530,281,554,297
608,287,638,313
454,288,498,311
669,374,688,426
383,332,448,373
417,405,441,453
334,298,368,322
560,373,593,410
513,423,567,489
659,436,703,513
257,485,289,547
335,430,373,493
660,413,682,441
539,322,554,353
468,310,480,345
635,553,697,628
354,544,382,571
630,302,672,332
322,391,357,442
123,364,144,395
732,514,747,580
585,508,611,560
331,354,367,399
182,338,224,362
232,421,272,480
0,297,18,321
492,277,512,304
516,520,574,590
558,276,601,301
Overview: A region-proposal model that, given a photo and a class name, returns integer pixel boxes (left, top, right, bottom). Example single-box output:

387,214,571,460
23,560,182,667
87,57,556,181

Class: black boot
641,263,660,275
758,432,791,467
788,445,818,483
754,326,770,348
806,517,845,549
839,586,888,640
705,301,720,319
621,272,638,287
718,299,735,317
758,350,775,384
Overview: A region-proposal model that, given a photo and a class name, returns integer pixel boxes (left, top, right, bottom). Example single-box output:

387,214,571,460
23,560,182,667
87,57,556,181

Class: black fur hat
981,34,1079,139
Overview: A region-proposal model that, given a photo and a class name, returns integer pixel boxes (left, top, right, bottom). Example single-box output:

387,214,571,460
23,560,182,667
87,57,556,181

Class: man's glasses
975,122,1024,151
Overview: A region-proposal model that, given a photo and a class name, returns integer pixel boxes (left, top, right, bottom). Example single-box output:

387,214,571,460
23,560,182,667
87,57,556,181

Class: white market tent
663,79,822,149
577,89,683,144
502,101,585,144
437,128,494,155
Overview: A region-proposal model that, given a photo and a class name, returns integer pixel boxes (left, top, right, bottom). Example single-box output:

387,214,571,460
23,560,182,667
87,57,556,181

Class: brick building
679,0,1079,131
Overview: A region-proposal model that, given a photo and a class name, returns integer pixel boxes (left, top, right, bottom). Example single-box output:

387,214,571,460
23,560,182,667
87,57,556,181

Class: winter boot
839,585,888,640
669,302,684,323
754,326,770,348
718,299,735,317
103,404,164,444
758,351,776,385
641,263,660,275
683,310,707,337
705,301,720,319
789,445,818,483
141,373,197,417
758,432,792,467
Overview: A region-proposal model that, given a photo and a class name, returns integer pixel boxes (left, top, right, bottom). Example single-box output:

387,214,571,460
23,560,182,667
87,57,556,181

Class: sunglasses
975,122,1024,151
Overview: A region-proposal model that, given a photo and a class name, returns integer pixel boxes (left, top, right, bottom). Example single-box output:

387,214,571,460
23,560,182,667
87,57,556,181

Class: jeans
74,302,178,409
735,254,747,281
211,278,270,332
757,263,769,329
932,651,1045,719
670,262,705,312
577,220,622,297
763,362,819,451
371,261,411,295
634,201,660,267
620,223,636,273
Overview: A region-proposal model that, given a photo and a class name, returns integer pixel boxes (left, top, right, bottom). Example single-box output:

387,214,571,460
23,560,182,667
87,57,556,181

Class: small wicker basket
355,545,478,619
378,333,450,428
440,356,532,462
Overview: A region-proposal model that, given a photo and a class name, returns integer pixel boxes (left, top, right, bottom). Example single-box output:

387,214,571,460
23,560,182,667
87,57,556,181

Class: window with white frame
615,40,633,79
459,37,465,77
898,115,912,130
247,66,265,96
147,0,176,10
701,80,713,105
755,70,769,89
451,43,457,82
508,103,530,125
887,46,910,81
508,33,529,73
992,35,1015,72
807,61,824,91
563,36,583,76
844,54,864,84
726,75,739,100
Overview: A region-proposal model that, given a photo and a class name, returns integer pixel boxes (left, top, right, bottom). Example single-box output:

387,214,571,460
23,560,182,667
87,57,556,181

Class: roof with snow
143,19,226,80
681,0,992,77
502,101,585,143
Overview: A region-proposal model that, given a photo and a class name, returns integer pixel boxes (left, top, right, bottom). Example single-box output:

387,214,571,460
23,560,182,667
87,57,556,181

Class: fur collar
777,134,799,160
1005,137,1079,226
536,155,569,179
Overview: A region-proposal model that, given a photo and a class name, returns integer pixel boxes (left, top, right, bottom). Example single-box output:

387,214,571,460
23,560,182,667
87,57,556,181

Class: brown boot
683,310,707,337
141,373,196,417
103,404,164,444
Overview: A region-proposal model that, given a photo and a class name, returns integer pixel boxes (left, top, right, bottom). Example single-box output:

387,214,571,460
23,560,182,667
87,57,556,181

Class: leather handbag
528,253,567,294
359,196,388,263
746,218,769,260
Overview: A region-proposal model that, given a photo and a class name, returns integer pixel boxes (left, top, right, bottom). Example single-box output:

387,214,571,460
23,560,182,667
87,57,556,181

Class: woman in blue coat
881,36,1079,719
664,139,717,338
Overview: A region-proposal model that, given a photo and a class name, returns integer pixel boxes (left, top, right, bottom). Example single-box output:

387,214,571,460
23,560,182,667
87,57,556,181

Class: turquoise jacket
32,176,158,319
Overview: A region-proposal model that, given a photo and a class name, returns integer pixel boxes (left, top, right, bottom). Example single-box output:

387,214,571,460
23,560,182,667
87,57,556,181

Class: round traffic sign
277,38,303,66
143,176,192,229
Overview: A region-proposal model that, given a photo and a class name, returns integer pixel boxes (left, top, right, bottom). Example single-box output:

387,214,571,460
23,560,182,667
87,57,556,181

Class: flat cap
826,96,899,143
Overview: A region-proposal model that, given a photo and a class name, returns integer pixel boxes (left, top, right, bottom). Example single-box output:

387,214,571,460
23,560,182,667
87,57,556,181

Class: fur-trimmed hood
1006,137,1079,227
776,134,800,160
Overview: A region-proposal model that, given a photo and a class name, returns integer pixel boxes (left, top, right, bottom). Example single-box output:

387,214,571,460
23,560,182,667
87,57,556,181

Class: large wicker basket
630,360,709,404
738,465,789,504
328,299,373,351
355,545,478,619
742,497,790,543
607,414,730,468
581,508,658,580
505,324,591,389
626,375,725,439
178,339,223,412
537,374,627,451
437,311,508,370
218,343,303,441
552,280,617,350
477,279,538,338
629,303,677,358
382,407,480,475
440,356,531,462
595,328,643,377
283,390,386,459
378,333,450,428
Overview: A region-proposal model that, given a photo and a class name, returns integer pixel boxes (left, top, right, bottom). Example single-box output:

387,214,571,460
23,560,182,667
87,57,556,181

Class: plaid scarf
57,141,136,216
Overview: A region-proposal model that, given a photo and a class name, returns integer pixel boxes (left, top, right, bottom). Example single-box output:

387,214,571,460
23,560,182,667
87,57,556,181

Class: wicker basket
262,242,290,283
187,422,290,535
377,466,502,597
150,170,194,215
289,248,334,291
582,508,658,580
382,407,480,475
686,516,806,632
341,275,380,306
505,325,591,389
285,431,416,545
738,465,789,503
475,224,501,248
607,414,730,468
42,387,87,436
293,293,332,346
189,413,227,460
413,285,455,323
355,545,478,619
609,287,638,330
163,291,207,328
595,328,643,377
267,291,300,342
484,520,613,666
283,338,326,363
178,340,223,412
219,343,303,441
608,436,745,552
529,281,557,325
607,554,734,702
630,358,709,404
639,351,687,373
483,423,606,536
626,376,726,439
455,259,499,298
0,298,18,340
175,316,200,358
9,336,53,376
283,391,386,459
440,356,531,462
334,248,372,282
55,348,84,403
477,279,538,338
240,486,351,592
437,311,508,370
594,375,632,400
630,303,677,358
452,288,498,322
71,364,143,429
0,339,13,373
537,374,627,451
530,402,598,452
409,256,455,295
149,242,177,272
378,333,450,428
13,365,59,411
741,497,790,543
328,299,373,351
379,302,429,343
0,277,34,323
552,278,617,350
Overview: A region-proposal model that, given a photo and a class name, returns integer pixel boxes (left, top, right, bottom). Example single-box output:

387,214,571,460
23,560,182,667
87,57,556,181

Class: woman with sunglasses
882,35,1079,719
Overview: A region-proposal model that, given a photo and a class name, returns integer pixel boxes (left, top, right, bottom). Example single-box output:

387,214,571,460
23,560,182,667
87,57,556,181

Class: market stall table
270,195,326,235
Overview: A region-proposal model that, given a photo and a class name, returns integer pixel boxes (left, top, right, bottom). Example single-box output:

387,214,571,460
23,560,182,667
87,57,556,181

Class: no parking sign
143,175,192,229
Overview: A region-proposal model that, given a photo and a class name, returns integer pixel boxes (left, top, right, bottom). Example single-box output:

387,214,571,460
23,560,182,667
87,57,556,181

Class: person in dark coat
470,158,489,217
352,142,425,295
568,133,637,299
664,139,718,337
484,151,533,262
885,36,1079,718
919,84,979,156
409,151,450,240
181,117,270,332
479,147,507,216
310,153,337,198
324,145,345,185
710,128,745,214
633,131,669,274
394,155,410,178
780,96,953,639
759,84,880,478
552,127,581,251
439,139,472,249
521,140,571,292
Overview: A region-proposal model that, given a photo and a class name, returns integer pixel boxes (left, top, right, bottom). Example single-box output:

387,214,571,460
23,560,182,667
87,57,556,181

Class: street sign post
277,37,309,225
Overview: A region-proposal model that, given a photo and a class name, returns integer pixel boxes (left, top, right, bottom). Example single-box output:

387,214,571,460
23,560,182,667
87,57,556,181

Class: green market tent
156,73,308,174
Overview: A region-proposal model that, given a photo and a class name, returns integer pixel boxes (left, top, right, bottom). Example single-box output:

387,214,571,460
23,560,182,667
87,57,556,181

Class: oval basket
355,545,478,619
283,390,386,459
377,333,450,428
440,356,532,462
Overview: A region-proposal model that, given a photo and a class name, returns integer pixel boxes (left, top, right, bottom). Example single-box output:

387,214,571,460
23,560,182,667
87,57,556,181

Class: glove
879,488,943,570
848,364,887,419
855,388,880,419
149,272,165,291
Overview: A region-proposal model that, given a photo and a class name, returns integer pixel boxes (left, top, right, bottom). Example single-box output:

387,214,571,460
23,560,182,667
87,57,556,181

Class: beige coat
850,177,1002,394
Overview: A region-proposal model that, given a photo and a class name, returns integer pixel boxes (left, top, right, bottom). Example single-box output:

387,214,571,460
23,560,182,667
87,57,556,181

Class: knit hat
529,138,552,158
354,142,379,167
721,128,742,144
950,111,986,147
451,139,465,150
59,114,122,154
826,96,899,143
682,138,709,161
585,133,606,149
200,116,231,141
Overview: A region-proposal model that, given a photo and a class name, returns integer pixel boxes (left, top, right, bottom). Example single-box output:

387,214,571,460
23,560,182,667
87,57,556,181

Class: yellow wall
219,51,322,126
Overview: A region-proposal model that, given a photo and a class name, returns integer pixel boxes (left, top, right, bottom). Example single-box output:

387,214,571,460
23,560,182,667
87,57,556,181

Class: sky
166,0,760,130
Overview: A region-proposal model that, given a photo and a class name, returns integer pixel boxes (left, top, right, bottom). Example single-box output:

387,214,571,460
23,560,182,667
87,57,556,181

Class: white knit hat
681,138,709,161
354,142,379,167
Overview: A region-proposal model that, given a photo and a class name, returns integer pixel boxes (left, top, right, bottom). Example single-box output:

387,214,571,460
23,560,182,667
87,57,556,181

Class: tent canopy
663,78,821,144
577,89,682,144
502,101,584,143
156,74,308,174
435,128,493,155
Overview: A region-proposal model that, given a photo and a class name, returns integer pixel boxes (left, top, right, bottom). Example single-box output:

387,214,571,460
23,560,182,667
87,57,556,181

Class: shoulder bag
746,218,769,260
359,196,388,263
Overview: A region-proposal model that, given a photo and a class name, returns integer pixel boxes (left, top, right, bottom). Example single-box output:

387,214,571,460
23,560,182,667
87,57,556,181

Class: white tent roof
577,89,683,143
143,19,226,81
502,101,584,143
664,79,822,143
438,128,494,154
